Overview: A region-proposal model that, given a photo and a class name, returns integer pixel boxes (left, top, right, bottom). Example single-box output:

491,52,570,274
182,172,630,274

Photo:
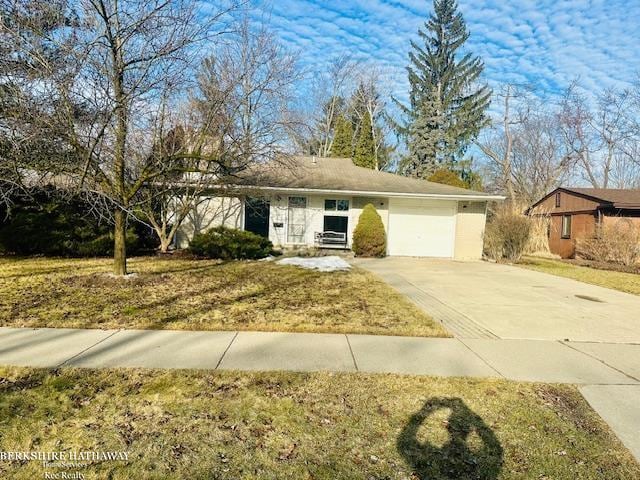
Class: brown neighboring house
528,187,640,258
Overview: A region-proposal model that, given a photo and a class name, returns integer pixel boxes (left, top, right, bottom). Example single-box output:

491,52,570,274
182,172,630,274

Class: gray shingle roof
233,156,501,199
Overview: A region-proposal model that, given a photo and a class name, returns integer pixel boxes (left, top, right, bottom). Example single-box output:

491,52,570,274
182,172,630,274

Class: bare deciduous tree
351,68,395,170
294,56,358,157
139,18,301,252
477,85,522,206
3,0,240,274
478,85,572,208
558,84,636,188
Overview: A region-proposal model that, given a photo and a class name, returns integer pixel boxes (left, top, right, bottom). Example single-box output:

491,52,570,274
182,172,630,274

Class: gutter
209,184,506,202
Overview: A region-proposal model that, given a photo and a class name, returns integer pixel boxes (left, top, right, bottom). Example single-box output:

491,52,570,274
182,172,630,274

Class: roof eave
221,184,505,201
610,203,640,209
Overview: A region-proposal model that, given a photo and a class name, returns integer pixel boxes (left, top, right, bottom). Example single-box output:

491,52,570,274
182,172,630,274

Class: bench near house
528,187,640,258
176,156,503,260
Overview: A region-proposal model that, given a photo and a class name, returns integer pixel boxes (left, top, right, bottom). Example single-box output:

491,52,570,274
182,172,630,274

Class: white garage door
388,198,457,257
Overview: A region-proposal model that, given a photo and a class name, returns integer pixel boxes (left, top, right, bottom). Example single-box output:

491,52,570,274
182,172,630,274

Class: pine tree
330,114,354,157
354,112,376,169
396,0,491,176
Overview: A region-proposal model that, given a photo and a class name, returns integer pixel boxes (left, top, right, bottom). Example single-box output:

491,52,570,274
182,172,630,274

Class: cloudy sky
256,0,640,101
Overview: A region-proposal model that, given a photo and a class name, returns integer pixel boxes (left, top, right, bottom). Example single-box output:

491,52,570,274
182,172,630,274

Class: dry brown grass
519,256,640,296
576,220,640,266
0,256,448,337
0,367,637,480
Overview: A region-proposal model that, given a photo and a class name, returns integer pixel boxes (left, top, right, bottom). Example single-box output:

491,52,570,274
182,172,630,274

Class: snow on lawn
276,256,351,272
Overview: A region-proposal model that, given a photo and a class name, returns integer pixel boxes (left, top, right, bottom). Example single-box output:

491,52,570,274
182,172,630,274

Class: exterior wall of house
531,190,601,258
453,201,487,260
531,190,600,215
269,194,389,248
548,212,596,258
176,193,391,250
176,196,243,249
177,193,488,259
602,213,640,229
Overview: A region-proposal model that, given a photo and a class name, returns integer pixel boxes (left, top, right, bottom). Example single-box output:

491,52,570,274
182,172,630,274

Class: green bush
189,226,273,260
0,188,158,257
75,230,141,257
427,168,468,189
352,204,387,257
484,210,531,262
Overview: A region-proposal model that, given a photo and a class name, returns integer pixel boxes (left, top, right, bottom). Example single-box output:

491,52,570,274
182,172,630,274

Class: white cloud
246,0,640,105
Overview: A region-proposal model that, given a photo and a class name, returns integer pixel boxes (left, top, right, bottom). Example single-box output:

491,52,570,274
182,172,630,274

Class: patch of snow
105,273,139,280
276,256,351,272
258,255,277,262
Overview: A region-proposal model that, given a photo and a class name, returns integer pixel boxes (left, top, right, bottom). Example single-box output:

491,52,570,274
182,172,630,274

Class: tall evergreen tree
354,112,376,168
330,114,354,157
396,0,491,177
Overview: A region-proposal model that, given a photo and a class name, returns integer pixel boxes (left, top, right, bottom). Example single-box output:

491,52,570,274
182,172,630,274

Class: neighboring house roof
561,187,640,208
228,156,503,200
529,186,640,211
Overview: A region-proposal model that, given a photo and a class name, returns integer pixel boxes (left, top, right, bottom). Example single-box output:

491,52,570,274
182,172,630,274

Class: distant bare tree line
478,81,640,209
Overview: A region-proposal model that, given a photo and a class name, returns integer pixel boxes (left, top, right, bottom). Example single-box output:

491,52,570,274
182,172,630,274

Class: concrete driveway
356,257,640,343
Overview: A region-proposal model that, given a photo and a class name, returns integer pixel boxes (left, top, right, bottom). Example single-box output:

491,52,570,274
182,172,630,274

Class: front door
287,196,307,244
244,197,270,238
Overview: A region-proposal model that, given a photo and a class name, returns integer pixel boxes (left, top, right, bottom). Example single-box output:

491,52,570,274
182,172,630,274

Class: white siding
454,201,487,260
269,194,357,247
176,196,243,248
268,195,288,246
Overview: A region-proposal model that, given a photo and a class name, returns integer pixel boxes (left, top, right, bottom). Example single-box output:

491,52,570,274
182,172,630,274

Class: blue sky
255,0,640,102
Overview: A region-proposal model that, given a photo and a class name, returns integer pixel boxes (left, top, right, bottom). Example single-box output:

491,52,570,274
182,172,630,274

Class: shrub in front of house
576,221,640,266
0,188,158,257
189,226,274,260
484,210,531,262
352,204,387,257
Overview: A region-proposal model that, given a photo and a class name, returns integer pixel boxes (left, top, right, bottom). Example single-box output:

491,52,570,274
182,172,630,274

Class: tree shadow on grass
397,397,503,480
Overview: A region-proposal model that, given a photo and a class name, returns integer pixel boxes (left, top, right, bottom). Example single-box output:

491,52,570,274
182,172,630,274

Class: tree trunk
113,209,127,275
159,238,171,253
110,13,128,276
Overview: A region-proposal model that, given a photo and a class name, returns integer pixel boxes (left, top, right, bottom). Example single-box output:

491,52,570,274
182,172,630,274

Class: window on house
324,199,349,211
289,196,306,208
561,215,572,239
555,192,561,207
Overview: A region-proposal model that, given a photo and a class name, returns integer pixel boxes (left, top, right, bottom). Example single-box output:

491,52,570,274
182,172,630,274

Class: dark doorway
244,198,270,238
323,215,348,234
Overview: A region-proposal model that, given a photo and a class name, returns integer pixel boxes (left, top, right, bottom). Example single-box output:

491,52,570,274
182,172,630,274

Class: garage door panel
388,199,456,257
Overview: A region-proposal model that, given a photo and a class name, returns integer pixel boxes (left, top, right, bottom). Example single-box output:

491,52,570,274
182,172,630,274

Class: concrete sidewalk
1,326,639,461
1,326,638,383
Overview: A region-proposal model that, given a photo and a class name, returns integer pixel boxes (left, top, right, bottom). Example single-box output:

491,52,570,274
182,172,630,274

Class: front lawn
0,367,637,479
518,256,640,296
0,256,447,337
